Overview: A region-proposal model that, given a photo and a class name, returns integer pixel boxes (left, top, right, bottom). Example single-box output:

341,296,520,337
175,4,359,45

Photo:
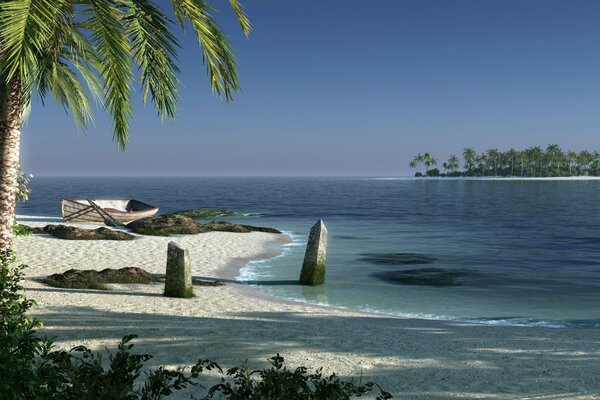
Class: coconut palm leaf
122,0,181,121
81,0,133,149
172,0,241,101
228,0,251,36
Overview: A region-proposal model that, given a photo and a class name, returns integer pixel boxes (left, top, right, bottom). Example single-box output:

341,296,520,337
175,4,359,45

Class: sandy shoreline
14,215,600,399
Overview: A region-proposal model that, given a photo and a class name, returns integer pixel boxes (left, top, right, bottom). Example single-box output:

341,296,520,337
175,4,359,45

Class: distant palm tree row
409,144,600,177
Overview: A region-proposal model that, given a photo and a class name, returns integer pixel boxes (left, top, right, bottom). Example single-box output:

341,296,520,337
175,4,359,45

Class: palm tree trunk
0,77,22,251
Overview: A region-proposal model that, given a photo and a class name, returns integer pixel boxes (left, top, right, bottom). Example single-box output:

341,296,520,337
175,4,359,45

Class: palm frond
48,62,94,128
82,0,133,149
171,0,241,101
228,0,251,37
62,26,104,106
0,0,70,115
32,4,98,129
122,0,181,121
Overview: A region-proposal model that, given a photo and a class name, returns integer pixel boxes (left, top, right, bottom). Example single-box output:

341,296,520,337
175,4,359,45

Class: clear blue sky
21,0,600,176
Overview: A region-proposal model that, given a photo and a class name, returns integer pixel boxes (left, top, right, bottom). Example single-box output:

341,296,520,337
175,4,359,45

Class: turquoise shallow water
20,177,600,328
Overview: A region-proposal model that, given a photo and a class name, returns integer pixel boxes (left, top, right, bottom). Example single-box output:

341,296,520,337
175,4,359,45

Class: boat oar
87,199,125,227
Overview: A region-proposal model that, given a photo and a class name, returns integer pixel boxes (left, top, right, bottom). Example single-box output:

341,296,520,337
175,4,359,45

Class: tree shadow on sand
28,290,600,400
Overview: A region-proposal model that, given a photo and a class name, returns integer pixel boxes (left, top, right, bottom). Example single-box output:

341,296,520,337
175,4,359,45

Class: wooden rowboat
61,198,159,225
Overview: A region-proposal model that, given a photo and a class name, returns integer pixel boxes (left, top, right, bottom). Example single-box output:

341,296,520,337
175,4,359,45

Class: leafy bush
16,164,32,203
205,353,392,400
425,168,440,177
0,250,47,399
13,222,33,237
0,251,392,400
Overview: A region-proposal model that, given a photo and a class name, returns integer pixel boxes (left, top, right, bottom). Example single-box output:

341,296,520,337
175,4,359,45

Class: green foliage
0,251,47,399
15,164,32,203
205,354,392,400
13,222,33,237
0,0,250,149
410,144,600,177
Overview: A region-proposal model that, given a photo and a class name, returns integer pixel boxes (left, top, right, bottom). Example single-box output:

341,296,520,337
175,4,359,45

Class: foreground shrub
205,353,392,400
0,251,46,399
13,223,33,237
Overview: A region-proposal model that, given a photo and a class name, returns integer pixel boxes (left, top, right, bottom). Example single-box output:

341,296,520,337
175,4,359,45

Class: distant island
410,144,600,177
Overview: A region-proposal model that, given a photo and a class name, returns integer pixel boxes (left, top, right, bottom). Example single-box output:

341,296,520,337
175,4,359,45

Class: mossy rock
166,209,234,219
43,267,225,291
27,224,135,240
129,216,281,236
192,279,225,287
372,268,476,286
238,224,281,234
203,221,281,234
44,267,159,290
359,252,436,266
128,215,204,236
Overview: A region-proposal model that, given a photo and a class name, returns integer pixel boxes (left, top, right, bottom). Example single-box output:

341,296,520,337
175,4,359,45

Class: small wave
280,231,306,247
242,289,595,328
237,231,304,281
232,212,264,217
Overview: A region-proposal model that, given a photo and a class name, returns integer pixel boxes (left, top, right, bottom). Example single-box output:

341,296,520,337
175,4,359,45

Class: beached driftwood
299,219,328,285
164,242,194,298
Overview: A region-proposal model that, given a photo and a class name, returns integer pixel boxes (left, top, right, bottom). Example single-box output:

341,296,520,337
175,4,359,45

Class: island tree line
409,144,600,177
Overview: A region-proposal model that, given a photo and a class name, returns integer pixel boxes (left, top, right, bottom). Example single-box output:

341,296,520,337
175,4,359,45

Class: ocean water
18,177,600,328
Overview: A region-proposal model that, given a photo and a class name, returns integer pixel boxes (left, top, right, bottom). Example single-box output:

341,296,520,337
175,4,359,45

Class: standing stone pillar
299,219,328,285
164,241,194,298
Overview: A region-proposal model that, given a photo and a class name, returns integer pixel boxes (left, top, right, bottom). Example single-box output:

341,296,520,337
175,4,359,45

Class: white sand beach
14,216,600,399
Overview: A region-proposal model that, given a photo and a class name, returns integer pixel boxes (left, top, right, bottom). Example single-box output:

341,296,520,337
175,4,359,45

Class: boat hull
61,199,159,225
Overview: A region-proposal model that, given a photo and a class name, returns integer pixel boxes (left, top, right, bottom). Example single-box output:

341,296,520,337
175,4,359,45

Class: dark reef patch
372,268,477,287
333,235,369,240
359,252,437,265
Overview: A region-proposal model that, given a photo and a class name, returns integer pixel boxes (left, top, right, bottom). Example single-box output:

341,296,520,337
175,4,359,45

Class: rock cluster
44,267,159,290
128,215,281,236
165,209,234,219
27,224,135,240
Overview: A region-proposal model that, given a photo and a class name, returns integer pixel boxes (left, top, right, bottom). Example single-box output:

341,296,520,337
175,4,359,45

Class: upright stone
164,241,194,298
299,219,328,285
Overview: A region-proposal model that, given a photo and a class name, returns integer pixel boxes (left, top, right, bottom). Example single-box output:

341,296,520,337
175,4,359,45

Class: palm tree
545,143,563,176
566,150,578,175
486,148,501,176
525,146,543,176
409,153,424,174
578,150,593,175
505,148,518,176
423,152,436,173
0,0,251,251
448,154,459,173
462,147,476,175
